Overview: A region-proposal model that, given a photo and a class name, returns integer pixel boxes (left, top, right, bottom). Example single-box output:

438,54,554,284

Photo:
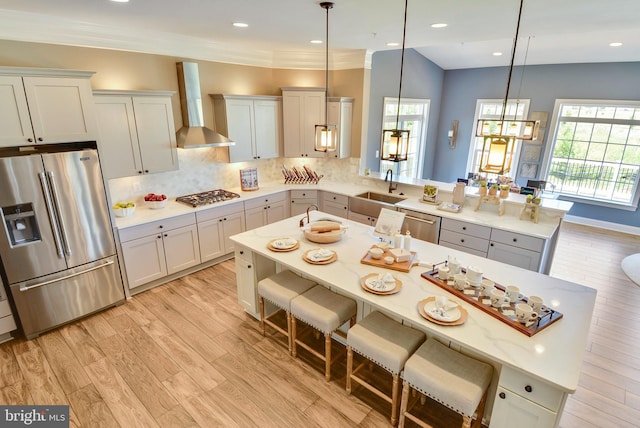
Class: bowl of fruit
113,202,136,217
144,193,168,209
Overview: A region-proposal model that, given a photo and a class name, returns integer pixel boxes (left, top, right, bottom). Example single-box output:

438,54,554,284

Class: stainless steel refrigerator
0,146,124,338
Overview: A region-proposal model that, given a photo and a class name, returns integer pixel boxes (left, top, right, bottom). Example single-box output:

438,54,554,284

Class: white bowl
146,199,167,209
368,248,384,259
113,205,135,217
384,256,395,265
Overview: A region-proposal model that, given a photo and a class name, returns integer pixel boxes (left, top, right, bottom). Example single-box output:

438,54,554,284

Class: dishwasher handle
405,216,436,225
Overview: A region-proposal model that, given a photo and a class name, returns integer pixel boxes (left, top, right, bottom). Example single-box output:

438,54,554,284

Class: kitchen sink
355,191,406,204
349,192,407,218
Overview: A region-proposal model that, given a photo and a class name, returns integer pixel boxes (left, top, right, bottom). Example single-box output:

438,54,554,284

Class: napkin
382,273,395,283
274,238,296,248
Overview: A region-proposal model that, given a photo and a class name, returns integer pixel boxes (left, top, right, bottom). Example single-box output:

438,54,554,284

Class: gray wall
369,57,640,227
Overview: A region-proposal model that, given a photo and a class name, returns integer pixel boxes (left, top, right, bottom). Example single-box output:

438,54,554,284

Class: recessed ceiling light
609,42,623,47
431,23,447,28
110,0,129,2
310,40,323,44
233,22,248,28
492,52,503,56
387,42,400,47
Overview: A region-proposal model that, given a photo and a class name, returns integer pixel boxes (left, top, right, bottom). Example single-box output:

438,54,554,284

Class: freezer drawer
10,255,124,338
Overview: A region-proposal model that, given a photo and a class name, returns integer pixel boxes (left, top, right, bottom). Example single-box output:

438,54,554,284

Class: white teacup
368,248,384,259
480,278,495,297
516,303,539,324
453,273,469,290
528,295,544,312
448,257,461,275
490,289,510,308
438,266,451,281
466,265,483,286
506,285,520,301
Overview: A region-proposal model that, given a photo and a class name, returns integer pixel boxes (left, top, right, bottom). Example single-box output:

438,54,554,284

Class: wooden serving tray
360,246,417,273
420,269,563,336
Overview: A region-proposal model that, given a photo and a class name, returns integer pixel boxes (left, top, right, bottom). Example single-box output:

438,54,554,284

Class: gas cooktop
175,189,240,207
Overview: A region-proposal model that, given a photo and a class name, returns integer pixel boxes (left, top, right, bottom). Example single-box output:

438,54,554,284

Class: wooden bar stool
399,338,493,428
258,270,316,354
290,285,357,381
346,311,426,426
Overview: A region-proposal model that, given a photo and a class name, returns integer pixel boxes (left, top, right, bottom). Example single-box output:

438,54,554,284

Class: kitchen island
230,211,596,427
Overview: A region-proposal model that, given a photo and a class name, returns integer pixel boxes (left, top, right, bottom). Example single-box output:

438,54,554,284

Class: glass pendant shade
476,119,539,140
381,129,410,161
315,124,338,152
479,136,515,175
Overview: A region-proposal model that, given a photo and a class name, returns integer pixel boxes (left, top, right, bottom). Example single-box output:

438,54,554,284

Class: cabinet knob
344,207,347,210
267,206,271,209
499,392,506,399
264,206,267,210
239,251,244,255
333,196,336,200
27,138,33,142
247,264,252,269
513,238,518,242
461,239,465,243
524,385,533,393
157,235,162,239
462,226,467,230
257,156,261,159
138,171,143,174
302,193,306,196
223,217,227,221
38,137,43,142
490,243,494,247
219,219,223,222
159,225,163,229
164,233,167,237
145,170,149,173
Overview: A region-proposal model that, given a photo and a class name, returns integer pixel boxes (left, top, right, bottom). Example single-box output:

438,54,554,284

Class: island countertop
229,210,596,394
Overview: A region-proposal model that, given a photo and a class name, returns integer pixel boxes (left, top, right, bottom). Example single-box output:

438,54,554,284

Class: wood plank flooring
0,221,638,427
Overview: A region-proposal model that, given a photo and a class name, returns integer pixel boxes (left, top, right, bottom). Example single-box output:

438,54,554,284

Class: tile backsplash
107,148,360,203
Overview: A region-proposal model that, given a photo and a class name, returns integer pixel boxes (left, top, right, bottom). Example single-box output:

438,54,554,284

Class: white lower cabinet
119,213,200,290
196,202,245,261
244,191,289,230
0,286,17,337
234,245,276,318
290,190,318,216
488,229,543,271
320,191,349,218
348,211,377,226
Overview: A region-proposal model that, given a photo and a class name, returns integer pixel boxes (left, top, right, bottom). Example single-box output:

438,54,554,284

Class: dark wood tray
420,268,563,336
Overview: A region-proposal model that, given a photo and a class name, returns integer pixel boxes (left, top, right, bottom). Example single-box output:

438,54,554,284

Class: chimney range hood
176,62,234,148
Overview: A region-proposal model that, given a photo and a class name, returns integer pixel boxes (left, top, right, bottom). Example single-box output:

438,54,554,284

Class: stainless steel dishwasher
398,208,441,244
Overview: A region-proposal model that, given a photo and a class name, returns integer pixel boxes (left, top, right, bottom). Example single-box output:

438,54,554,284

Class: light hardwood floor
0,222,639,427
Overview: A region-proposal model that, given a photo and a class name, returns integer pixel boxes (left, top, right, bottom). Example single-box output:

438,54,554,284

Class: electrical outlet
375,150,379,158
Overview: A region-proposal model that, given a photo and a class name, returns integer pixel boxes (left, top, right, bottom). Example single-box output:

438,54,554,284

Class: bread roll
310,220,341,233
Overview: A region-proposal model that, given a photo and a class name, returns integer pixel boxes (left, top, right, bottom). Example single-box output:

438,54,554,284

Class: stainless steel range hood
176,62,234,148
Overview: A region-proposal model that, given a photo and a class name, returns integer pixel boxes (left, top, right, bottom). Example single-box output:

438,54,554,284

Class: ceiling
1,0,639,70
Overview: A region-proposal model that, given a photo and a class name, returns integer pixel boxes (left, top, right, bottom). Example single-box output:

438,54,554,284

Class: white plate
364,277,396,292
308,249,335,262
272,238,297,249
424,301,461,322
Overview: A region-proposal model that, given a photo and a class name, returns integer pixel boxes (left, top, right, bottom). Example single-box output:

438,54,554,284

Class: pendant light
381,0,410,162
476,0,539,174
314,2,338,152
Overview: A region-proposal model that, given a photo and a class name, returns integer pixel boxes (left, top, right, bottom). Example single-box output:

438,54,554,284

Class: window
541,100,640,209
467,99,530,177
380,97,429,179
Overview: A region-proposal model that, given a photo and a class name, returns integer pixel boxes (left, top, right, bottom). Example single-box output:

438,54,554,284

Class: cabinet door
221,211,245,253
266,200,287,224
328,100,353,159
253,99,280,159
226,98,255,163
235,255,258,316
197,218,225,262
282,92,303,157
303,92,325,158
94,95,144,179
488,241,542,271
491,387,557,428
132,96,178,174
245,206,267,230
348,211,376,226
23,76,96,143
121,234,167,289
0,76,35,147
163,225,201,275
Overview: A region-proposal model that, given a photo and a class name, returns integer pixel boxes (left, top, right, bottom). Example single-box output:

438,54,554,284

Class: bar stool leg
324,332,332,381
391,373,400,426
346,346,353,393
399,380,410,428
291,316,298,357
286,312,293,355
259,296,266,336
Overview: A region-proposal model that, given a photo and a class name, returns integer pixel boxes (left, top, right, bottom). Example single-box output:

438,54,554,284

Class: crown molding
0,9,371,70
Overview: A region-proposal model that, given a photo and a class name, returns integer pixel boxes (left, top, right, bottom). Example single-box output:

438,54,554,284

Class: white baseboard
563,215,640,236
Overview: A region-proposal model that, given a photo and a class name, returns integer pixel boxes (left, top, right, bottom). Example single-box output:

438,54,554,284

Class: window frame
380,97,429,179
540,98,640,210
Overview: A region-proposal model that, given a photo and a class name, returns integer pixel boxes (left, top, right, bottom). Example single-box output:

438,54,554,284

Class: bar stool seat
258,270,316,354
399,338,493,428
346,311,426,426
290,285,357,381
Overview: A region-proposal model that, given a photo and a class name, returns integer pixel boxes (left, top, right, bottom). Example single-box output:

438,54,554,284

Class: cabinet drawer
0,314,16,334
438,240,488,258
323,200,349,218
441,218,491,239
439,229,489,253
0,299,12,318
118,213,196,242
290,189,317,199
244,191,287,210
235,244,252,263
499,366,564,412
490,229,544,252
321,191,348,205
196,201,244,223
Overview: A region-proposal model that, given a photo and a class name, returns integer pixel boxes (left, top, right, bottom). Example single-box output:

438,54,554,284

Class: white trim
563,214,640,236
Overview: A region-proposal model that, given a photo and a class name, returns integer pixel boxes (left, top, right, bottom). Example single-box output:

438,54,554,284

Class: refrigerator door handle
38,172,65,258
46,171,72,256
19,259,115,292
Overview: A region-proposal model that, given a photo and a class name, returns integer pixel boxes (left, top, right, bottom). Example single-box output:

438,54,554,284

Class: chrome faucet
385,169,398,193
299,204,319,227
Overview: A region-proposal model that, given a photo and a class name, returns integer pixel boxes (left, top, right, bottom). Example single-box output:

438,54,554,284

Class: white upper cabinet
93,90,178,179
327,97,353,159
212,94,282,163
0,68,97,147
282,87,326,158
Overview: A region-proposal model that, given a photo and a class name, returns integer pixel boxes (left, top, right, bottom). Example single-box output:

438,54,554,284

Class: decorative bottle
403,231,411,251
